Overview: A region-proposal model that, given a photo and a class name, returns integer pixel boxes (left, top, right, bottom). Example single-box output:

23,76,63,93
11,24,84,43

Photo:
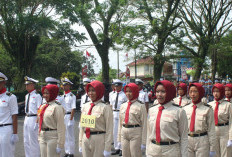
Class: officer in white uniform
109,79,116,98
24,76,42,157
61,78,76,157
135,79,149,112
110,79,127,156
0,72,19,157
80,78,91,111
44,77,65,106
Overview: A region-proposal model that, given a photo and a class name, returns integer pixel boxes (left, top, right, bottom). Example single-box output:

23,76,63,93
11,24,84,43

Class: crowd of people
0,71,232,157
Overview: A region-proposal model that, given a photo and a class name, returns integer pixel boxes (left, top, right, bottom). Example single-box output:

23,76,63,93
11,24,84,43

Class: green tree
31,37,83,81
119,0,181,82
215,31,232,78
53,0,129,83
61,71,80,89
0,0,85,89
174,0,232,80
96,68,117,82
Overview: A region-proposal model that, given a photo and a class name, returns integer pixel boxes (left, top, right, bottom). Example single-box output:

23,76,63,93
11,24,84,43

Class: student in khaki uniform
173,83,191,106
209,83,232,157
184,83,216,157
79,80,113,157
225,84,232,103
118,83,147,157
146,80,188,157
38,84,65,157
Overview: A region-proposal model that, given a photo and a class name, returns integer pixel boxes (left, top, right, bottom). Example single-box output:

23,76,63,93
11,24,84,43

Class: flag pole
117,50,119,79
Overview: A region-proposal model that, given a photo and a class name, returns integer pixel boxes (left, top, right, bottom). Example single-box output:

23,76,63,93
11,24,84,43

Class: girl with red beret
79,80,113,157
209,83,232,157
173,83,191,107
118,83,147,157
184,83,216,157
147,80,188,156
225,84,232,103
38,84,65,157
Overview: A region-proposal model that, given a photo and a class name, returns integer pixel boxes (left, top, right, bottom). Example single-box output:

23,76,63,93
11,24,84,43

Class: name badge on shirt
80,114,96,128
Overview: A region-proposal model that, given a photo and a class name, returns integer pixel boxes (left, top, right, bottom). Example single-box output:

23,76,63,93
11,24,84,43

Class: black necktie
114,92,119,109
26,93,30,113
85,95,88,103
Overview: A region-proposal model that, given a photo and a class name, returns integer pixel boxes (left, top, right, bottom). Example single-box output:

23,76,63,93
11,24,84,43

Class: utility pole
117,50,119,79
135,49,137,79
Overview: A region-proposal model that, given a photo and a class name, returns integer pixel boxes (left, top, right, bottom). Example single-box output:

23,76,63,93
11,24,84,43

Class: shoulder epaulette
184,103,191,106
172,103,181,108
6,92,12,96
55,101,62,105
137,100,144,104
149,103,158,108
70,93,73,96
204,104,211,107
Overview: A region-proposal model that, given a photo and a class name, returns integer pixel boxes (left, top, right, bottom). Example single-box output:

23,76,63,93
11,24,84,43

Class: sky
73,25,133,74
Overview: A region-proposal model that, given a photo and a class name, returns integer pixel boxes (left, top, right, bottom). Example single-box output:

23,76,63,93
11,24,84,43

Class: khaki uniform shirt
225,98,232,103
183,102,216,151
202,97,208,104
118,99,147,145
79,100,113,152
173,95,191,107
39,101,65,148
147,102,188,157
209,99,232,140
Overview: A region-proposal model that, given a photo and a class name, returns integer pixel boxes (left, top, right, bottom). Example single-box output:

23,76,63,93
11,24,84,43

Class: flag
126,67,130,78
82,65,88,79
125,53,128,60
86,50,90,57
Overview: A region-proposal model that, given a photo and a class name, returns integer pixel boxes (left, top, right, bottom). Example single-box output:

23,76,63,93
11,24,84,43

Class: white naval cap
135,78,144,84
199,79,205,83
62,77,73,85
113,79,123,86
83,78,91,85
222,80,226,83
0,72,8,82
45,77,60,85
24,76,39,84
215,80,219,83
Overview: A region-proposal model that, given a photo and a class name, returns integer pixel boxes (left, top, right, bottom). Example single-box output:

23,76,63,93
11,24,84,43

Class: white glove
103,150,111,157
117,142,121,149
68,119,74,127
79,147,82,153
141,144,146,150
10,134,19,144
227,140,232,147
34,123,39,131
209,151,216,157
56,147,62,154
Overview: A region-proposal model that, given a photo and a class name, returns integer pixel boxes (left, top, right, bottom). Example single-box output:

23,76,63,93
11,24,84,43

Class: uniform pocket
0,100,8,113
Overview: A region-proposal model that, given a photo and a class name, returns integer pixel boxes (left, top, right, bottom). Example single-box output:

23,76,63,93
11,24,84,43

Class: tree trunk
194,57,204,80
99,51,110,84
211,48,217,83
153,55,165,82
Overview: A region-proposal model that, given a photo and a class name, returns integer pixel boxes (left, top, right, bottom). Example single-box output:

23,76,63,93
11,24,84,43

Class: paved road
15,111,145,157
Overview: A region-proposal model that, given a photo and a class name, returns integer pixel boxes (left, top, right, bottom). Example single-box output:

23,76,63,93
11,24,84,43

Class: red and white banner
82,65,88,79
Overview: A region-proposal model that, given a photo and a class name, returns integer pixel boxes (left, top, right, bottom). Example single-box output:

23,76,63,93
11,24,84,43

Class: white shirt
109,91,127,110
0,91,18,124
62,92,76,112
138,89,149,103
80,93,90,111
25,90,42,114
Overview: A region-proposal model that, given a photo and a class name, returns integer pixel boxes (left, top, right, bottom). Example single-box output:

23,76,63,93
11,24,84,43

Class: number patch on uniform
80,115,96,128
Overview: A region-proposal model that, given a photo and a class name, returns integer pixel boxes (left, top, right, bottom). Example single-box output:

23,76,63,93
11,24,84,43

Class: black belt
66,112,71,114
85,131,106,135
216,122,229,126
151,140,177,145
188,132,207,137
0,123,12,127
113,110,119,112
123,124,140,128
41,128,57,131
26,114,37,117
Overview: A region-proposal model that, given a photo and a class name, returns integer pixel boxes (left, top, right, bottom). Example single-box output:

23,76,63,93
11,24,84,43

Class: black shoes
111,149,120,155
64,154,74,157
119,150,122,156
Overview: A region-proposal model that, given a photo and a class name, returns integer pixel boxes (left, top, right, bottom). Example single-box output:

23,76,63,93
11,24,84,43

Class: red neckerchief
0,88,6,94
65,90,71,94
